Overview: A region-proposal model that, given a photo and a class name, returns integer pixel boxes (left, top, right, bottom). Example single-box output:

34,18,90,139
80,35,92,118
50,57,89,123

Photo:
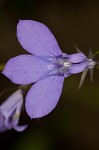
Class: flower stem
93,51,99,57
0,64,5,71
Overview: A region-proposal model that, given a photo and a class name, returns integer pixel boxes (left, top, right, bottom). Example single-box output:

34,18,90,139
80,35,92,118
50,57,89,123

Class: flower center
46,56,72,76
63,62,71,67
58,60,72,76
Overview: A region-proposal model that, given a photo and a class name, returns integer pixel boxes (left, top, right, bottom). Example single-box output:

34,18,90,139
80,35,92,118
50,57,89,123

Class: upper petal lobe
68,52,86,63
70,62,86,74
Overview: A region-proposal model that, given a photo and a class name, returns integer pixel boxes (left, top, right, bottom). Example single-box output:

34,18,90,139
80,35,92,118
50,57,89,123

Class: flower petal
25,75,64,118
2,54,51,84
0,114,4,128
13,124,28,132
17,20,62,57
68,52,86,63
70,62,86,74
0,89,23,118
0,114,7,132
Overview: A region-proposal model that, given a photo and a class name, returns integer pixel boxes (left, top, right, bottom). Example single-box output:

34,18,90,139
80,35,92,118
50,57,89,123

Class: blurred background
0,0,99,149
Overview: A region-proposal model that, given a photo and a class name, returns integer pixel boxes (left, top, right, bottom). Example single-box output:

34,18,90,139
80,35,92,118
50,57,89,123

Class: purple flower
2,20,86,118
0,89,28,132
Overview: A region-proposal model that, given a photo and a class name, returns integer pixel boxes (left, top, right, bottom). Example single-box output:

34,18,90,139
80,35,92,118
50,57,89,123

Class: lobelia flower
0,89,28,132
2,20,87,118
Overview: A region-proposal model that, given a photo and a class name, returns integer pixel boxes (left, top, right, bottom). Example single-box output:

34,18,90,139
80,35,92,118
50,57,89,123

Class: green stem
93,51,99,57
0,64,5,71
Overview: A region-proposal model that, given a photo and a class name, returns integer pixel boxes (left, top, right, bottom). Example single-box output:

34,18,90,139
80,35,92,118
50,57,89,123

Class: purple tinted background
0,0,99,150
